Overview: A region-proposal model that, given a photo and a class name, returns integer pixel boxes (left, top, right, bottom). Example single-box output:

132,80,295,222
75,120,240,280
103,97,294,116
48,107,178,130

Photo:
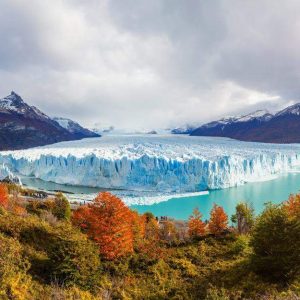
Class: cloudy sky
0,0,299,130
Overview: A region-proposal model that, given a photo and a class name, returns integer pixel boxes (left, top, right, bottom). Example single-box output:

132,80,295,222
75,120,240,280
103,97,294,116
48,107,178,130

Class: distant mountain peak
6,91,25,103
237,109,272,122
0,91,27,113
275,102,300,117
10,90,20,97
0,91,101,150
189,102,300,143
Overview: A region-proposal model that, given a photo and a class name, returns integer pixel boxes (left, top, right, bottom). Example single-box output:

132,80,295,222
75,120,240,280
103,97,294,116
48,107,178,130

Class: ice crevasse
0,135,300,192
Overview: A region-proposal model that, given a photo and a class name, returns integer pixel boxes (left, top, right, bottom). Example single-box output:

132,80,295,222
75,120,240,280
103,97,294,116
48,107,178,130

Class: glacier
0,163,21,184
0,135,300,193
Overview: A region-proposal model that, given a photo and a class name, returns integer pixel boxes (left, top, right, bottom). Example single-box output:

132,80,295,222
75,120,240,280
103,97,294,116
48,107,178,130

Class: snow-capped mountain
237,110,273,122
201,110,273,129
275,103,300,117
189,109,273,141
53,117,100,139
171,111,272,135
190,104,300,143
0,91,100,150
0,91,51,120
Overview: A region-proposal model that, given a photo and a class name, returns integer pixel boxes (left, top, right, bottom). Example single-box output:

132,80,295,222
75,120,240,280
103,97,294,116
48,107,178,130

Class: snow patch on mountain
275,103,300,116
0,91,25,113
53,117,73,130
53,117,100,138
238,110,272,122
202,110,272,129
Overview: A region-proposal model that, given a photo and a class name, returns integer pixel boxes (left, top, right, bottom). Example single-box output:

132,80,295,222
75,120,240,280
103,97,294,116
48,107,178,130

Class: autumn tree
144,211,155,223
188,208,206,239
72,192,134,260
160,220,178,245
284,193,300,219
0,184,9,210
131,210,146,249
231,202,254,234
131,212,164,259
208,204,228,236
144,213,159,240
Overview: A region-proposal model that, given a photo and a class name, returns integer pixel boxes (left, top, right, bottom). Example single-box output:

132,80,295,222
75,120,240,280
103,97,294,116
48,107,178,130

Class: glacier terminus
0,135,300,193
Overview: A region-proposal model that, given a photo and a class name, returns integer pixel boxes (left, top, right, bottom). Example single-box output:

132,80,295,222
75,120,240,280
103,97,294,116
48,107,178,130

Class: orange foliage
0,184,25,215
9,197,26,216
72,192,134,260
188,208,206,238
144,218,160,241
0,184,9,209
131,211,146,249
208,203,228,235
159,220,177,244
135,214,164,258
285,194,300,218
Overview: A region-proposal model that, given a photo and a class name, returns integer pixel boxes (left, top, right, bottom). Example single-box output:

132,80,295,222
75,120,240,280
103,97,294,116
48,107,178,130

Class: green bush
229,235,250,256
52,192,71,221
47,225,101,290
231,202,255,234
251,204,300,282
0,213,101,290
26,192,71,221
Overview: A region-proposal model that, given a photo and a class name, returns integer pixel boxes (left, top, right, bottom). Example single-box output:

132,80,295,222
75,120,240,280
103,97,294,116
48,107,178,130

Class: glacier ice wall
0,135,300,192
0,163,22,184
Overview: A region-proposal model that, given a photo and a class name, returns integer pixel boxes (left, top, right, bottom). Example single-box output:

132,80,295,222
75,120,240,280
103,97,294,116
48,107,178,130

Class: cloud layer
0,0,299,129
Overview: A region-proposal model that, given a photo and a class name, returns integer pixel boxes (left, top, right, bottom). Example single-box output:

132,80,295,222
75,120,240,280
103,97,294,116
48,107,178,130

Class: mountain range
0,91,99,150
189,104,300,143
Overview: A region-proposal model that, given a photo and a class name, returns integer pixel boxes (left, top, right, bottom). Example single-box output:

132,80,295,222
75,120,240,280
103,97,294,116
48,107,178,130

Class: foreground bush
47,225,101,289
0,213,101,290
0,233,31,299
1,187,300,299
52,192,71,221
26,192,71,221
251,204,300,282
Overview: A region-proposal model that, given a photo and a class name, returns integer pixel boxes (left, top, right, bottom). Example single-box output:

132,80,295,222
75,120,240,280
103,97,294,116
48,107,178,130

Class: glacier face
0,135,300,192
0,163,21,184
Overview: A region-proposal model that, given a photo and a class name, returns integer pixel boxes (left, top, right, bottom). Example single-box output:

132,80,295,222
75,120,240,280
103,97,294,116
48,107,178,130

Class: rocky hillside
0,91,100,150
190,106,300,143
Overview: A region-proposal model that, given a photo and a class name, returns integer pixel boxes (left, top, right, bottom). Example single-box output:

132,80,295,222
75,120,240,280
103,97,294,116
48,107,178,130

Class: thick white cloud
0,0,298,129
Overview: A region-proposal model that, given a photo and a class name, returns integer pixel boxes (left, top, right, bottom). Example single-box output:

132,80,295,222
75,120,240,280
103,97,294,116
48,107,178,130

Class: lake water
21,172,300,221
131,172,300,221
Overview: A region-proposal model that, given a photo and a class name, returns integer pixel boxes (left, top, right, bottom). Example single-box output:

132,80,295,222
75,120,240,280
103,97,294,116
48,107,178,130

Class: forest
0,183,300,299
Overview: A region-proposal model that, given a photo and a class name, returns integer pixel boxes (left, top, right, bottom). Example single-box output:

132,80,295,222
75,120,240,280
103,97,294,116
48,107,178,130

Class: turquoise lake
21,172,300,221
131,173,300,221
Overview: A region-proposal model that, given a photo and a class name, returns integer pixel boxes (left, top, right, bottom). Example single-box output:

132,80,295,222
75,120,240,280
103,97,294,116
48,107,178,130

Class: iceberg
0,135,300,193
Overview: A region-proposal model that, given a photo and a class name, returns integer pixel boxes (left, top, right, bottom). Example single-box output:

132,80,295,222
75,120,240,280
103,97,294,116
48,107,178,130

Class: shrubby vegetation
0,183,300,299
